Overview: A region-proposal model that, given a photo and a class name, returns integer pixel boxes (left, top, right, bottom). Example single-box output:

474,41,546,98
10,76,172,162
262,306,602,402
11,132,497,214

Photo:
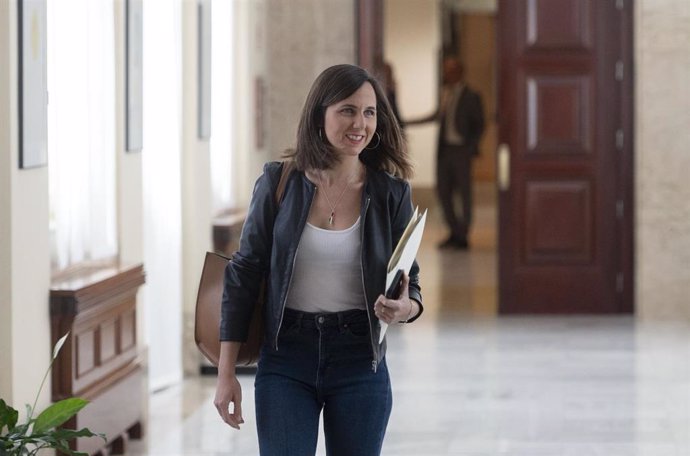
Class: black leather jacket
221,161,423,370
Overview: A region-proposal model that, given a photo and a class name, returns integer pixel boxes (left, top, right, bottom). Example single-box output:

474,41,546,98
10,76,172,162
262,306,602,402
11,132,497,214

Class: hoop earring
318,128,323,141
365,132,381,150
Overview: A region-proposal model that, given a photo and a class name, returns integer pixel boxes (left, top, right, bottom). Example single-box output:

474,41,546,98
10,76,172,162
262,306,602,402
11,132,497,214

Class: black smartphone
385,269,405,299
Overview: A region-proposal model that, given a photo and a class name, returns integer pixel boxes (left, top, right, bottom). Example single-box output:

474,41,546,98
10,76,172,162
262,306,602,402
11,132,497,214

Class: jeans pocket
343,320,370,339
279,320,301,338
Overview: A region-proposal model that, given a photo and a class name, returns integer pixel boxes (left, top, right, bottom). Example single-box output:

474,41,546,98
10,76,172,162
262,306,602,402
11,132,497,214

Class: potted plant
0,333,105,455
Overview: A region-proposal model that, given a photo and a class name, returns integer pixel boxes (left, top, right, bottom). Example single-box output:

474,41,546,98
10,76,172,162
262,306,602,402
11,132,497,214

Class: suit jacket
438,84,485,157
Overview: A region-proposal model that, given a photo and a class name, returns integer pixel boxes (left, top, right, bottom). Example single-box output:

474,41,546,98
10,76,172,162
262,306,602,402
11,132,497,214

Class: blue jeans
255,308,392,456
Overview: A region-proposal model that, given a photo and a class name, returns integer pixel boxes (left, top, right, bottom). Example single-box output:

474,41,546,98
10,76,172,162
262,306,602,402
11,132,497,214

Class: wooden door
497,0,634,313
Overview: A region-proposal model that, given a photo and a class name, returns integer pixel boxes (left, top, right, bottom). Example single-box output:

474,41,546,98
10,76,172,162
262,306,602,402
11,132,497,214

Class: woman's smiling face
323,82,377,157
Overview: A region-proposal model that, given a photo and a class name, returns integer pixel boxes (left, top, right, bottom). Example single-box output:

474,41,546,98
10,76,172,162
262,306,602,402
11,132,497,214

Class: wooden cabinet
212,209,246,256
50,264,145,455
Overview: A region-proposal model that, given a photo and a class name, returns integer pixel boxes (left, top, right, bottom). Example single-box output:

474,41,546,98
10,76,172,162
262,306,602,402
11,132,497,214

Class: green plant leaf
28,334,70,424
1,333,104,455
8,422,30,437
32,398,88,434
0,399,19,433
49,427,105,441
12,426,103,456
0,436,18,452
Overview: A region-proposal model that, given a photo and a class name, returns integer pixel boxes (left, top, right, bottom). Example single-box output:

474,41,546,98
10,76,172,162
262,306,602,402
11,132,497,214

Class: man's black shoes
438,236,469,250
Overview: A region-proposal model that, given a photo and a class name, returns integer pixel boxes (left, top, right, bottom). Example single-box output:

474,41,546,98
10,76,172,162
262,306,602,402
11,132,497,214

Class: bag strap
275,160,295,204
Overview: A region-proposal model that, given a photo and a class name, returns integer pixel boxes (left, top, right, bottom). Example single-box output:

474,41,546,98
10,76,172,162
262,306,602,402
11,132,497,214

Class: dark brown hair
284,64,412,179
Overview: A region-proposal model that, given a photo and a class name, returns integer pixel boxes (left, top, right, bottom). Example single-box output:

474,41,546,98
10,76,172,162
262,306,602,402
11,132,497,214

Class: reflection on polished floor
128,183,690,455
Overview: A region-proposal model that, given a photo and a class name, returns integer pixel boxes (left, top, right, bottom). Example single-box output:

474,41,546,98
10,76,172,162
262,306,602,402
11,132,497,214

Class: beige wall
10,144,52,418
180,0,213,374
635,0,690,318
232,0,266,204
0,0,52,414
264,0,356,161
384,0,440,188
0,0,13,403
459,14,496,182
115,0,143,273
114,0,145,355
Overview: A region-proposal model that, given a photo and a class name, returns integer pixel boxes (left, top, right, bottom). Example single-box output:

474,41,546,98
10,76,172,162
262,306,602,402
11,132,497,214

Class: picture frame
254,76,265,150
198,0,212,140
18,0,48,169
125,0,143,152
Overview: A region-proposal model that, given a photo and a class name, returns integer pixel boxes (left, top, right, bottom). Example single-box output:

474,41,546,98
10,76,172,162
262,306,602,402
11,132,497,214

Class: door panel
525,180,592,264
527,76,591,155
525,0,592,49
498,0,633,313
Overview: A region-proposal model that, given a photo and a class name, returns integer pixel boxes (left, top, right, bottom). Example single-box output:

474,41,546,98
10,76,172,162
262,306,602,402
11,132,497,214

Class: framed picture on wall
126,0,143,152
254,77,265,150
198,0,212,140
18,0,48,169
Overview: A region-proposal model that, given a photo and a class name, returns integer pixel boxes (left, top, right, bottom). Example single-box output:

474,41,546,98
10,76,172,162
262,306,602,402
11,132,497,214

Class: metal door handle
498,143,510,191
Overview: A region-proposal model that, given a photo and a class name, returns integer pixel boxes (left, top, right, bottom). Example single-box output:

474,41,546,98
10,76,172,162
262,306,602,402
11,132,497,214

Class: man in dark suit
408,58,485,249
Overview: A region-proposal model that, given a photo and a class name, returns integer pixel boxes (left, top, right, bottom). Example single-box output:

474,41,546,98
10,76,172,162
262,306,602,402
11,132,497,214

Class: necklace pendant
328,212,335,225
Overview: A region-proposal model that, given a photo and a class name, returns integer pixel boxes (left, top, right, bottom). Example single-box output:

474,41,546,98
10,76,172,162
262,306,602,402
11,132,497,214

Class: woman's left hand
374,273,414,324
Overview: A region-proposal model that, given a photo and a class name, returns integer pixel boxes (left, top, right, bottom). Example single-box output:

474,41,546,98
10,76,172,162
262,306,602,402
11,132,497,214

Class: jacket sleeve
391,181,424,322
220,163,280,341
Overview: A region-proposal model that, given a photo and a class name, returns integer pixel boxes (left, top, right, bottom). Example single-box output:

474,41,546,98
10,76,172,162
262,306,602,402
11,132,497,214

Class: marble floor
128,184,690,455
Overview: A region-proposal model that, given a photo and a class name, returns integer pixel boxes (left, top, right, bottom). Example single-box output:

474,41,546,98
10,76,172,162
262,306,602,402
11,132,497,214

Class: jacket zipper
359,196,378,373
274,182,317,350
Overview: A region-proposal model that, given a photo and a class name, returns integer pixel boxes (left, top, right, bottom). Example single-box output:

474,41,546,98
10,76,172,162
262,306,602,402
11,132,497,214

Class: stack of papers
379,207,427,343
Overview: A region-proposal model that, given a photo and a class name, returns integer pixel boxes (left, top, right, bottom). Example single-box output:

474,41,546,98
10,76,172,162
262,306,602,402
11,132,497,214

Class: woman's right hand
214,341,244,429
214,373,244,429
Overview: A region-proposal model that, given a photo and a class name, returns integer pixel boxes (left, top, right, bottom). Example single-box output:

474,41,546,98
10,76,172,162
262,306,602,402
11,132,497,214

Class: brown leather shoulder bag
194,161,294,367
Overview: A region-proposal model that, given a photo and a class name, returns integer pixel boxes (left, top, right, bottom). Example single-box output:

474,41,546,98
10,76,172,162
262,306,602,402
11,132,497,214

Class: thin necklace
317,169,358,226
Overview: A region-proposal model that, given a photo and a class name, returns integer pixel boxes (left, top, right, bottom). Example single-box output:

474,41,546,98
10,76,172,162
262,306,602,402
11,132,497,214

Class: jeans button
318,316,325,324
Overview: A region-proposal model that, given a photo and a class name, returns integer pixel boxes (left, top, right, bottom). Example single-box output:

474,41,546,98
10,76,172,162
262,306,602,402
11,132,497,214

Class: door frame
496,0,635,313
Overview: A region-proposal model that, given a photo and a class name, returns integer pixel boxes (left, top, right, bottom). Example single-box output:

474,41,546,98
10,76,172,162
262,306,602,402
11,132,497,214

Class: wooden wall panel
121,307,136,351
100,318,117,363
524,180,592,264
51,264,145,454
526,76,591,155
66,365,144,456
76,330,96,377
525,0,592,49
69,297,139,395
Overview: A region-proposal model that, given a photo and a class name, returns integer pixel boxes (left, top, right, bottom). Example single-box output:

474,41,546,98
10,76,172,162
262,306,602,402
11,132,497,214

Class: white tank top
285,217,366,313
